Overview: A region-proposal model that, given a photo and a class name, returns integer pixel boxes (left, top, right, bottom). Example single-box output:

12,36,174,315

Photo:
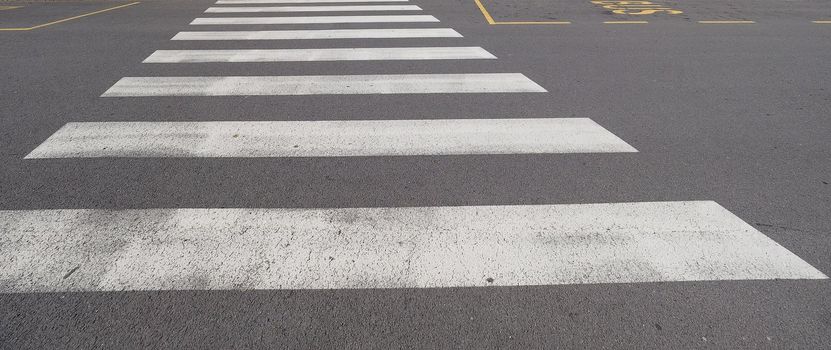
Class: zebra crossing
100,74,545,96
142,47,496,63
190,15,440,24
170,28,461,40
3,202,825,292
7,0,826,293
25,119,636,158
203,5,425,12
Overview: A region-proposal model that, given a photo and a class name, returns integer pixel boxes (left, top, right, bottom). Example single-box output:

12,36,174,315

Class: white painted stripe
99,74,546,97
143,47,496,63
205,5,421,12
24,118,633,158
190,15,438,25
0,201,825,292
217,0,409,3
172,28,461,40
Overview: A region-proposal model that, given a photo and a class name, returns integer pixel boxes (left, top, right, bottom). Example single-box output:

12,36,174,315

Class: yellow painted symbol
590,0,682,15
613,8,683,14
593,1,658,5
698,20,755,24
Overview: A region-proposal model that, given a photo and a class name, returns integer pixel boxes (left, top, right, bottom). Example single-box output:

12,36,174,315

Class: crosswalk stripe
99,74,546,97
1,201,824,292
143,47,496,63
217,0,410,3
25,118,633,158
205,5,422,12
190,15,438,25
172,28,461,40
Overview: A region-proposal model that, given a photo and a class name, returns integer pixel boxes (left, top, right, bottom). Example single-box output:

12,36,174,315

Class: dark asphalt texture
1,0,830,348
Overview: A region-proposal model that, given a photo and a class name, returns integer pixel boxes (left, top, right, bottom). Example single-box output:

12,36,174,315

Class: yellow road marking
812,20,831,24
473,0,496,24
494,21,571,25
0,2,139,31
0,6,23,11
604,21,648,24
698,20,755,24
473,0,570,25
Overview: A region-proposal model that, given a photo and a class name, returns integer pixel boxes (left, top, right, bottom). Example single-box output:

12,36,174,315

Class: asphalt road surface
1,0,830,348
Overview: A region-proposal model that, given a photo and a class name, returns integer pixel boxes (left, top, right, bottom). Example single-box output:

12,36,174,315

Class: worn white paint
99,74,546,97
172,28,462,40
24,118,635,158
205,5,422,12
0,201,825,292
143,47,495,63
190,15,438,25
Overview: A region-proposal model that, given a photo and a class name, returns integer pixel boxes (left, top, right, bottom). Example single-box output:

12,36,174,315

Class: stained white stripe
205,5,421,12
143,47,495,63
24,118,632,158
190,15,438,25
1,201,825,292
218,0,409,3
172,28,461,40
99,74,546,97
